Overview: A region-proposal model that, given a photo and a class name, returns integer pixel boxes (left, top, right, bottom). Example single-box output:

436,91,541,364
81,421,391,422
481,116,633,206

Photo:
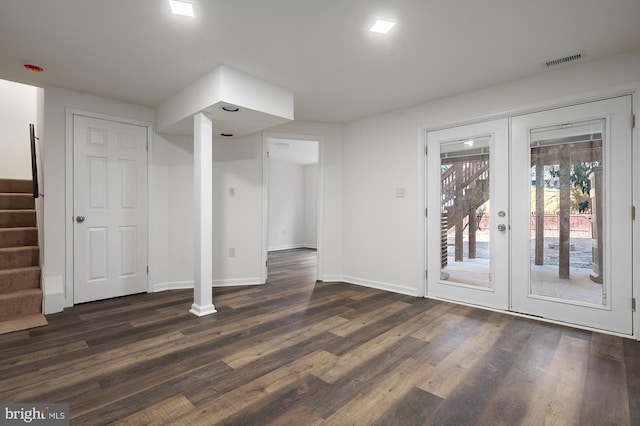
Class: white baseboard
318,275,343,282
152,276,417,297
212,277,264,287
152,281,194,292
43,274,65,314
189,303,217,317
152,278,264,292
268,244,304,251
340,275,419,297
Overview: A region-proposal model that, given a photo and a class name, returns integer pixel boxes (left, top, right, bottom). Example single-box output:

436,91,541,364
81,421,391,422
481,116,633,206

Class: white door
511,96,633,334
73,115,148,303
427,118,509,310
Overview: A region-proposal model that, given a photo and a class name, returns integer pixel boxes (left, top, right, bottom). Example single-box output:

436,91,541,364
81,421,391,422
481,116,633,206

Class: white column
190,112,217,316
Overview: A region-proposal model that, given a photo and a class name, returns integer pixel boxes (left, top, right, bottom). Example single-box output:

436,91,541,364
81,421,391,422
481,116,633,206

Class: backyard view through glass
440,137,491,288
529,119,605,305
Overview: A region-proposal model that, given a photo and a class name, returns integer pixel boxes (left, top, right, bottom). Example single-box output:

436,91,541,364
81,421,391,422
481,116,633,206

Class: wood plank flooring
0,248,638,425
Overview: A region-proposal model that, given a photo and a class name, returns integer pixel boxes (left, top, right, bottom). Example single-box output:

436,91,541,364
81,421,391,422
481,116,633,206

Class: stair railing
440,158,489,209
29,123,39,199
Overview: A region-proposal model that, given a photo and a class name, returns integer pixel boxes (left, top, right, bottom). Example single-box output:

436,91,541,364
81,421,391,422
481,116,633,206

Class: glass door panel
427,118,509,310
440,138,491,288
511,96,633,334
529,119,605,305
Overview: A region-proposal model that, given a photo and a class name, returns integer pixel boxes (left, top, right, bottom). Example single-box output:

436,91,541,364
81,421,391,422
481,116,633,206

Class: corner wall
0,79,37,179
341,50,640,296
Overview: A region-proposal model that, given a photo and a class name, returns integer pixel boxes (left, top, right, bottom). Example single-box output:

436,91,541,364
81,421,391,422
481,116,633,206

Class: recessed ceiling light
369,18,396,34
222,106,239,112
169,0,195,17
220,133,233,137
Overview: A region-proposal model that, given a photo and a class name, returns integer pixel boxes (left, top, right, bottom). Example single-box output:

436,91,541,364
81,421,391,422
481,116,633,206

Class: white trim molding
64,108,152,309
341,275,419,297
152,278,263,293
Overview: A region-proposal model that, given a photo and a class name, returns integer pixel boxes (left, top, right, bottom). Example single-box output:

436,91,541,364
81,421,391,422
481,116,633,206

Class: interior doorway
263,135,322,282
68,111,149,304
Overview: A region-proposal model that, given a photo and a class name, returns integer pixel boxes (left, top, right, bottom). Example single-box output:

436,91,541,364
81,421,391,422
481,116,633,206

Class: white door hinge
632,206,636,221
633,297,636,312
632,114,636,129
425,208,428,217
425,146,428,156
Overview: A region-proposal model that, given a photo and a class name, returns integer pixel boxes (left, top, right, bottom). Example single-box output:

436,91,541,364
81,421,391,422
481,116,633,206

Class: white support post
190,112,217,317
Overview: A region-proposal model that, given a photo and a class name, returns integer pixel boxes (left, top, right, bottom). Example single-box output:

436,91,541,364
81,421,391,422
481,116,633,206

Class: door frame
420,82,640,338
65,109,152,307
426,118,510,310
262,132,325,282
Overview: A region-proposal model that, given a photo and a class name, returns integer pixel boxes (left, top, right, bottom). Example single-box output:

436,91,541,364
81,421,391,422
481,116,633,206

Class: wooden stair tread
0,180,43,333
0,288,42,321
0,313,47,335
0,245,39,251
0,228,38,248
0,193,35,210
0,246,39,271
0,210,37,228
0,179,33,194
0,265,41,274
0,266,41,294
0,288,42,300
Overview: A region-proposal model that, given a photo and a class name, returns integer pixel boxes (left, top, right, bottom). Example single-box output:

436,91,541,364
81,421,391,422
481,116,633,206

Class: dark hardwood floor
1,248,638,425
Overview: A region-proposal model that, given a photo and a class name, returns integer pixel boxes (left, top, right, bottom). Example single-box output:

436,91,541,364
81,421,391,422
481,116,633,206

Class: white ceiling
1,0,639,124
268,138,318,166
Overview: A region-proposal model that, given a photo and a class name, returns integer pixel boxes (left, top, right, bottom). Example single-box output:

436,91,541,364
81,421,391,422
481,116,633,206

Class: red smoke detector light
23,63,44,72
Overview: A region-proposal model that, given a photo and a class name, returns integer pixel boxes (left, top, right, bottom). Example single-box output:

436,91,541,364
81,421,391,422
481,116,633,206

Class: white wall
268,160,318,251
149,134,192,288
269,159,305,251
37,50,640,312
341,50,640,297
0,79,37,179
212,133,264,285
153,121,343,290
304,164,318,248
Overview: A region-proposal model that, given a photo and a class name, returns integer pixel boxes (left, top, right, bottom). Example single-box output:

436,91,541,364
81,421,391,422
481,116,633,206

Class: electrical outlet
229,247,236,257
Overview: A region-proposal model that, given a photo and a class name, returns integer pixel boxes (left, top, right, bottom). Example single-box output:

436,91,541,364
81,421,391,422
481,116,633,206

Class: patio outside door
511,96,633,335
426,118,509,310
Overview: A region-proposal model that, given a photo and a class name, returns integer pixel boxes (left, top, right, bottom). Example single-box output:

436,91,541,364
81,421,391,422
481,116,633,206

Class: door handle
497,224,506,232
76,215,85,223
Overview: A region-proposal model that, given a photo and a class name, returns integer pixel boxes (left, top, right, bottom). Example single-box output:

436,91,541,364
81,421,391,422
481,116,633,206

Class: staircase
0,178,47,334
440,158,490,263
441,158,490,230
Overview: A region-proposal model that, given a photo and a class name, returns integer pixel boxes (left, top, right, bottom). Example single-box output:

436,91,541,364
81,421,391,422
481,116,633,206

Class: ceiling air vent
544,52,584,68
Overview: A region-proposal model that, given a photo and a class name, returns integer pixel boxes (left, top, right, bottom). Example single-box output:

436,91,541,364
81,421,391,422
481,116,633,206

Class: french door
427,118,510,310
511,96,633,334
427,96,634,334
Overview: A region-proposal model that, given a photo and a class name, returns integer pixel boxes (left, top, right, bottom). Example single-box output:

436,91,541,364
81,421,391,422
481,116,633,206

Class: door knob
497,224,506,231
76,215,85,223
